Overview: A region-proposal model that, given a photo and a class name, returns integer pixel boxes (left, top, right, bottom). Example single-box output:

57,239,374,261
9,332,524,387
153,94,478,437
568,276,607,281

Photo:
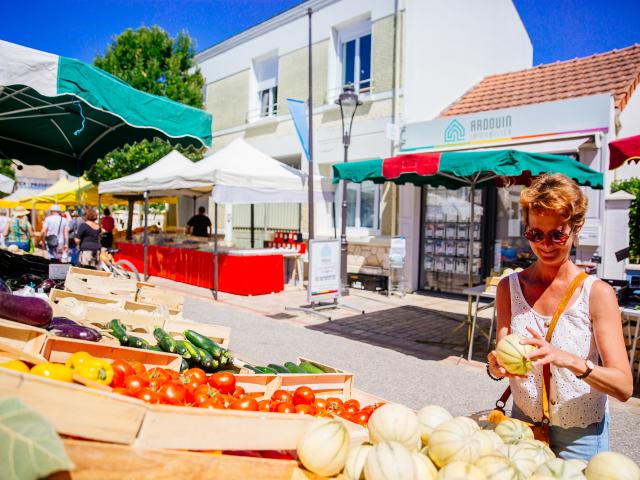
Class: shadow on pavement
306,305,493,363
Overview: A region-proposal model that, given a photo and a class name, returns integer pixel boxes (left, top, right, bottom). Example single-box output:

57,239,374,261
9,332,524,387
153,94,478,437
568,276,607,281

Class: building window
339,180,380,233
340,23,371,94
251,54,278,121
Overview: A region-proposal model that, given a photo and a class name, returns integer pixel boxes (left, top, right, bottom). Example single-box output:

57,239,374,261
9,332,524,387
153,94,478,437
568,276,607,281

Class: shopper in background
75,207,101,267
3,206,33,252
67,207,84,265
100,207,115,249
186,206,212,237
41,204,68,260
0,209,8,247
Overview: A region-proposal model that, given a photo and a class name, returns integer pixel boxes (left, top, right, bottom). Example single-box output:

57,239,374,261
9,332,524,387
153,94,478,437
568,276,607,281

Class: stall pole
192,196,196,216
466,183,476,360
250,204,255,248
214,202,218,301
307,6,315,240
143,190,149,281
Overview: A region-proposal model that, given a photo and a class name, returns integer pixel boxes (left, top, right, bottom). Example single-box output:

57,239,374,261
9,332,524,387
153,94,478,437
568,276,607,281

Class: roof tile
441,45,640,116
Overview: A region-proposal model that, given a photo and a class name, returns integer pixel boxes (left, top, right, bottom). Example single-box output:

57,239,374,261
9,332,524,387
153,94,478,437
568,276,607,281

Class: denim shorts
511,402,609,461
6,241,29,252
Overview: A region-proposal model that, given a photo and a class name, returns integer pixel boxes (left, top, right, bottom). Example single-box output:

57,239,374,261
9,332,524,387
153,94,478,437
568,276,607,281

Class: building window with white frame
339,180,380,234
251,54,278,121
339,22,371,95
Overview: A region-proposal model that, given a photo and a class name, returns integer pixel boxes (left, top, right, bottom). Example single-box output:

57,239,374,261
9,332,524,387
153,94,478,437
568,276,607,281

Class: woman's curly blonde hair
520,173,588,229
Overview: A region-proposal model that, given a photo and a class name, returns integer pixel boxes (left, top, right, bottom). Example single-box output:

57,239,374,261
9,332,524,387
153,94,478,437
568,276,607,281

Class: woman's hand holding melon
487,350,527,380
520,326,581,371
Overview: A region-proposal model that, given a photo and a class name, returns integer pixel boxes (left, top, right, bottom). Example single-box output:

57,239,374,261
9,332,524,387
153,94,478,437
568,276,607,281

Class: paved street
164,278,640,462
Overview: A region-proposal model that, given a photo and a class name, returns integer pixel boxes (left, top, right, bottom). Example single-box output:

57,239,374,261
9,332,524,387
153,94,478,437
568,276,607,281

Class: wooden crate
68,266,113,278
123,300,180,317
273,371,353,400
50,288,121,307
62,439,305,480
41,336,183,371
0,369,146,444
0,318,48,356
164,319,231,348
136,285,184,311
65,273,137,300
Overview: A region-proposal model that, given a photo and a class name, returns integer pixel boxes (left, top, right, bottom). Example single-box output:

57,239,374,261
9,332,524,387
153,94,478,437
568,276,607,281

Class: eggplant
37,279,57,294
48,316,79,330
50,324,102,342
0,279,11,294
0,291,52,328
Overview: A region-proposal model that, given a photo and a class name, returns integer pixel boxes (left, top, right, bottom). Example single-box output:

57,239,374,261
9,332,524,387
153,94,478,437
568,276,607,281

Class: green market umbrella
333,149,603,359
0,40,212,175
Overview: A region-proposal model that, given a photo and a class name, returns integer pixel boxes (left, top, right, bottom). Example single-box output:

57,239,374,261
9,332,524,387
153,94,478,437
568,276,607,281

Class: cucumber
298,361,324,374
177,340,199,361
267,363,289,374
144,345,162,352
197,347,214,371
242,365,262,373
108,319,128,345
153,327,177,354
184,329,223,358
126,335,150,349
254,366,278,374
180,358,190,373
174,340,191,359
284,362,306,374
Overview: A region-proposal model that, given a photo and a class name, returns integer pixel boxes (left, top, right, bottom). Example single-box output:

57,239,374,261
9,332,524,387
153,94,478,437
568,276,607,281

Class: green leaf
0,397,74,480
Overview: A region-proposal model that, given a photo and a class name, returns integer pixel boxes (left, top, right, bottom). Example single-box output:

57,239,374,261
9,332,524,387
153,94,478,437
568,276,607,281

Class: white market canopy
98,150,209,197
152,138,333,204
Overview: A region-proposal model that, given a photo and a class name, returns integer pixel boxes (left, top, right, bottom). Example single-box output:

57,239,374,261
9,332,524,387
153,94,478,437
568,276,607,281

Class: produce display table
115,242,284,295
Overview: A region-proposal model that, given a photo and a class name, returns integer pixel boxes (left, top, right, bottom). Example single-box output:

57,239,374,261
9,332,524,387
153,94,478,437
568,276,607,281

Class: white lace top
508,273,608,429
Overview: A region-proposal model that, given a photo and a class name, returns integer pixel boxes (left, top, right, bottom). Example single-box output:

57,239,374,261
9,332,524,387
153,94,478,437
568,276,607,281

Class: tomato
232,386,245,398
192,384,216,405
360,405,375,416
181,372,206,403
295,404,316,415
330,405,345,417
257,399,271,411
199,397,226,409
315,407,330,417
269,401,282,412
344,399,360,411
128,360,147,375
276,402,295,414
313,398,327,410
111,359,135,388
111,387,134,397
352,410,371,426
326,397,343,411
208,372,236,394
123,374,149,394
158,382,187,405
229,397,258,411
183,368,207,384
271,390,294,404
293,386,315,406
138,388,162,404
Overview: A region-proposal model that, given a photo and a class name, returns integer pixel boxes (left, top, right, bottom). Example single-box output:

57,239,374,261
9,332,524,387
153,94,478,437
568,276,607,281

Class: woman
75,208,101,267
2,206,33,252
100,207,115,249
487,173,632,460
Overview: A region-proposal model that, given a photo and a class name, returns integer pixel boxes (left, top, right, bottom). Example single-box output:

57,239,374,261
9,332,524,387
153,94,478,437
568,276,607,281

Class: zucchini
177,339,199,361
254,366,278,374
108,319,129,345
184,329,223,358
210,358,220,371
284,362,306,374
242,365,262,373
144,345,162,352
197,347,214,371
267,363,289,374
180,357,190,373
153,327,177,354
298,361,324,374
174,340,191,359
126,335,150,349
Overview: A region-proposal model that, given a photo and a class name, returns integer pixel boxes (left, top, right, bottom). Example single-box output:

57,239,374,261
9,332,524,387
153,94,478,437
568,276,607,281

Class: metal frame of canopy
332,149,604,358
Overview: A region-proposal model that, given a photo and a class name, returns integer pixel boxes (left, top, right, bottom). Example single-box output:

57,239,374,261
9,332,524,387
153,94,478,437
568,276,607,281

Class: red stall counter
115,242,284,295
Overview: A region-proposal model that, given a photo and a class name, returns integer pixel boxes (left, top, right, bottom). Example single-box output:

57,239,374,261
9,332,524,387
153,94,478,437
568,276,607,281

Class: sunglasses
524,227,573,245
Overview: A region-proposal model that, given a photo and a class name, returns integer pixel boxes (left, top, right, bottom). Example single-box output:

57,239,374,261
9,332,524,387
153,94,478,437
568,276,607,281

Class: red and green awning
332,150,603,189
609,135,640,170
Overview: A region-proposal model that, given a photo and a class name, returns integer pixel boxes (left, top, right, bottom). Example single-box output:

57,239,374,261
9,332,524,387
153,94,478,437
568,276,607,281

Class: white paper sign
49,263,70,280
389,236,406,268
308,239,341,303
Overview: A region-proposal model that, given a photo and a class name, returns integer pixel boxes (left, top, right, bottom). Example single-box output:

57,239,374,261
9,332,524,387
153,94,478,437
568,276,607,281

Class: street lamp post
336,85,361,296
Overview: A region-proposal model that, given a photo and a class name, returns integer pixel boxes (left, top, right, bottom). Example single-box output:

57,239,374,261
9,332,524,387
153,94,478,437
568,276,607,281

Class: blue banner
287,98,310,161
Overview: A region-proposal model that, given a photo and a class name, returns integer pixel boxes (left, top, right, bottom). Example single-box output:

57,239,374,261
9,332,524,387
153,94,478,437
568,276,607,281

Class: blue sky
1,0,639,65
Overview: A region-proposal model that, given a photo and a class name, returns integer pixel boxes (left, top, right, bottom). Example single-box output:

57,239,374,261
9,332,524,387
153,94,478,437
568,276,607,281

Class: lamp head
336,85,362,145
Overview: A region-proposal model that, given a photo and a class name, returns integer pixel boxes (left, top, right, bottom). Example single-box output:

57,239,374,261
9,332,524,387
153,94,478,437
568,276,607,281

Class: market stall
105,139,332,296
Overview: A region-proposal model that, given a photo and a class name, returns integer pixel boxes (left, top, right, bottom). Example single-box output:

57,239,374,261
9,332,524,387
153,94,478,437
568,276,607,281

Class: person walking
487,173,632,461
186,206,212,237
41,204,68,260
67,207,84,265
2,206,33,252
75,207,101,267
100,207,115,249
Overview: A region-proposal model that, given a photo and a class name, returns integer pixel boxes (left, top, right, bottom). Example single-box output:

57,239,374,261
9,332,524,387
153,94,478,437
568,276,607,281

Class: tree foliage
0,159,15,180
94,26,204,108
611,177,640,263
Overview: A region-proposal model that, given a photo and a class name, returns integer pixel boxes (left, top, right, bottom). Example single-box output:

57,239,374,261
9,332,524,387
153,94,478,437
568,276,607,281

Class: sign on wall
403,93,611,153
307,239,341,304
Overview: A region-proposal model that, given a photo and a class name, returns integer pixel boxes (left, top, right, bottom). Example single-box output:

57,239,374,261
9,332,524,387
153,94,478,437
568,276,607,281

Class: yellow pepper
0,359,30,373
65,351,94,370
75,358,114,386
31,363,73,382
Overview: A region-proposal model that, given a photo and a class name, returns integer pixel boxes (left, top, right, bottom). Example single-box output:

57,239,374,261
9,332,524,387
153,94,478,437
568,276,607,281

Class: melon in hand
496,333,535,375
